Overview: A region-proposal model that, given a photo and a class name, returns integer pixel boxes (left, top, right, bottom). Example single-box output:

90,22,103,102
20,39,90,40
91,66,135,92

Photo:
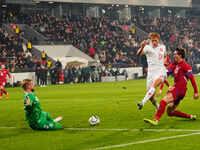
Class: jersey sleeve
184,63,192,76
167,63,175,75
184,63,198,93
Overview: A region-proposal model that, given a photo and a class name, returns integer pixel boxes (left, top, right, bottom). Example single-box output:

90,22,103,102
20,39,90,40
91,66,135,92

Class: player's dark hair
176,47,186,58
21,79,32,90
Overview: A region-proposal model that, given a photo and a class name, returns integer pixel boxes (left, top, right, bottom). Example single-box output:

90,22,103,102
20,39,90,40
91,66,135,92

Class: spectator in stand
88,44,96,58
26,40,32,52
15,25,20,35
35,62,41,85
41,50,47,60
55,59,62,70
40,65,48,87
46,59,52,69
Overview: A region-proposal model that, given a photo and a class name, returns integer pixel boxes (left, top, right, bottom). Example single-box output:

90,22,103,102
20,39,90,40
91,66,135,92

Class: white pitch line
88,132,200,150
0,126,16,129
64,128,200,132
65,128,129,131
1,126,200,132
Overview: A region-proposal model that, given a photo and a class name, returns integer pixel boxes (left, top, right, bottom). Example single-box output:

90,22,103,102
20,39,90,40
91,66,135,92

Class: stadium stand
0,1,200,85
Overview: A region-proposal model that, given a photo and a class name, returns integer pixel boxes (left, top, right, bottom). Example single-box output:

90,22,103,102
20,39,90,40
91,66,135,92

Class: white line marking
0,127,16,129
1,126,200,132
88,132,200,150
64,128,200,132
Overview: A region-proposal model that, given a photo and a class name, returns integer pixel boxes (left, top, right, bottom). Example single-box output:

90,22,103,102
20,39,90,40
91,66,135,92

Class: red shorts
168,86,187,106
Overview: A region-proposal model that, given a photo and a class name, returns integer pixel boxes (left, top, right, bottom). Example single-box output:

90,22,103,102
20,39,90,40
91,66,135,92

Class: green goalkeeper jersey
23,92,42,128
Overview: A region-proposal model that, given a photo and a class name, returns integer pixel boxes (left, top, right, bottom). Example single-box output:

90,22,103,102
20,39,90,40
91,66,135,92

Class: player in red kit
144,48,199,125
157,55,171,95
0,64,11,99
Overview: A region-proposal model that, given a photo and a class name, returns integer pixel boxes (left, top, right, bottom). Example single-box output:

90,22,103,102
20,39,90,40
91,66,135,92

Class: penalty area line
87,132,200,150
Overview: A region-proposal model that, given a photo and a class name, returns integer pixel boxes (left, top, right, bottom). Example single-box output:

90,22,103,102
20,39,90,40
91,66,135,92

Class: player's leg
1,82,8,99
167,99,196,120
0,83,4,99
157,79,170,95
137,76,152,110
157,82,165,95
2,88,8,99
38,120,63,130
149,95,159,110
37,112,63,130
164,80,170,87
138,76,163,110
154,92,174,121
144,92,174,125
45,112,63,122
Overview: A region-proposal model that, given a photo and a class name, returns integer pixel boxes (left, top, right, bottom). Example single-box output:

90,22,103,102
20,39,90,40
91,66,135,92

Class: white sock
142,87,156,105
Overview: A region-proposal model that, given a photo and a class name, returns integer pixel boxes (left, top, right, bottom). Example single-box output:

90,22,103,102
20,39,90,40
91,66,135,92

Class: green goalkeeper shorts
35,112,63,130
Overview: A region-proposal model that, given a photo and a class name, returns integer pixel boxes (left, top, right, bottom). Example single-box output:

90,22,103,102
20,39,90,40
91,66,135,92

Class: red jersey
168,60,198,93
0,69,11,82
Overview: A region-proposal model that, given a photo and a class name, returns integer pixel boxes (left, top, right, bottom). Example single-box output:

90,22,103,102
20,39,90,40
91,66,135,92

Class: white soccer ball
88,115,100,126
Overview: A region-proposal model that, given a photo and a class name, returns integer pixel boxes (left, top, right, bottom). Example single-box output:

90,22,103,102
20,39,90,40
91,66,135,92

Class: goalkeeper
21,79,63,130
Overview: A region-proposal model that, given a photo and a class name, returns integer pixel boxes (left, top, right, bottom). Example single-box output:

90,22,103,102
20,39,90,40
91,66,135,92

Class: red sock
160,82,164,90
168,110,191,119
2,89,7,95
164,80,170,87
154,100,167,120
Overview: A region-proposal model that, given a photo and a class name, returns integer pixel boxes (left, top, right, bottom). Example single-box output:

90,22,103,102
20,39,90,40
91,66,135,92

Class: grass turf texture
0,76,200,150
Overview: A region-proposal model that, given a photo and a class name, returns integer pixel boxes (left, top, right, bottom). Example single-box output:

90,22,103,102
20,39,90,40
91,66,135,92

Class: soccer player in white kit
136,32,167,110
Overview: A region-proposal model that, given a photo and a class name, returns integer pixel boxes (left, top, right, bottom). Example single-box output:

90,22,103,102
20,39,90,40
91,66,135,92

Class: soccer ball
88,115,100,126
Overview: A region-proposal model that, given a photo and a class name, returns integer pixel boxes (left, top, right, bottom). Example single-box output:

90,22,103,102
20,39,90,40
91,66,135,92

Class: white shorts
146,71,166,91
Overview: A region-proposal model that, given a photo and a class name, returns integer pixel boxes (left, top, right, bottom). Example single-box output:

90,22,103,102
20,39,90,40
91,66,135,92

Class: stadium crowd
13,12,200,68
9,12,142,67
0,27,36,72
132,15,200,65
1,9,200,86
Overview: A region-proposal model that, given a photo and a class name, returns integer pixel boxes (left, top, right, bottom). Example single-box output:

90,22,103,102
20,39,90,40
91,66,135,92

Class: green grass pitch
0,76,200,150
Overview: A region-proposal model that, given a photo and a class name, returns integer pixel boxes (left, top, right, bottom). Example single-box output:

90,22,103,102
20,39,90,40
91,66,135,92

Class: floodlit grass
0,76,200,150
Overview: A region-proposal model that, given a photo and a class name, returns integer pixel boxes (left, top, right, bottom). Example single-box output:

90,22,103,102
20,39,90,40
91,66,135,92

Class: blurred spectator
41,50,47,60
88,44,96,58
55,59,62,70
26,40,32,52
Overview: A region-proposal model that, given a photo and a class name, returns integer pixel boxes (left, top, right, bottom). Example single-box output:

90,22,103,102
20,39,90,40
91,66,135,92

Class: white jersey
143,44,166,71
143,44,167,90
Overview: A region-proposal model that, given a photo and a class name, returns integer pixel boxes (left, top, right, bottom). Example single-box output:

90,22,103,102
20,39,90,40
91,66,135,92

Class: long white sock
142,87,156,105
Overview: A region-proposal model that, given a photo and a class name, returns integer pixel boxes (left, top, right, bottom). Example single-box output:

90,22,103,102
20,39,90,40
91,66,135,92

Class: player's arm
185,66,199,99
167,63,175,76
136,40,147,56
24,95,33,109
